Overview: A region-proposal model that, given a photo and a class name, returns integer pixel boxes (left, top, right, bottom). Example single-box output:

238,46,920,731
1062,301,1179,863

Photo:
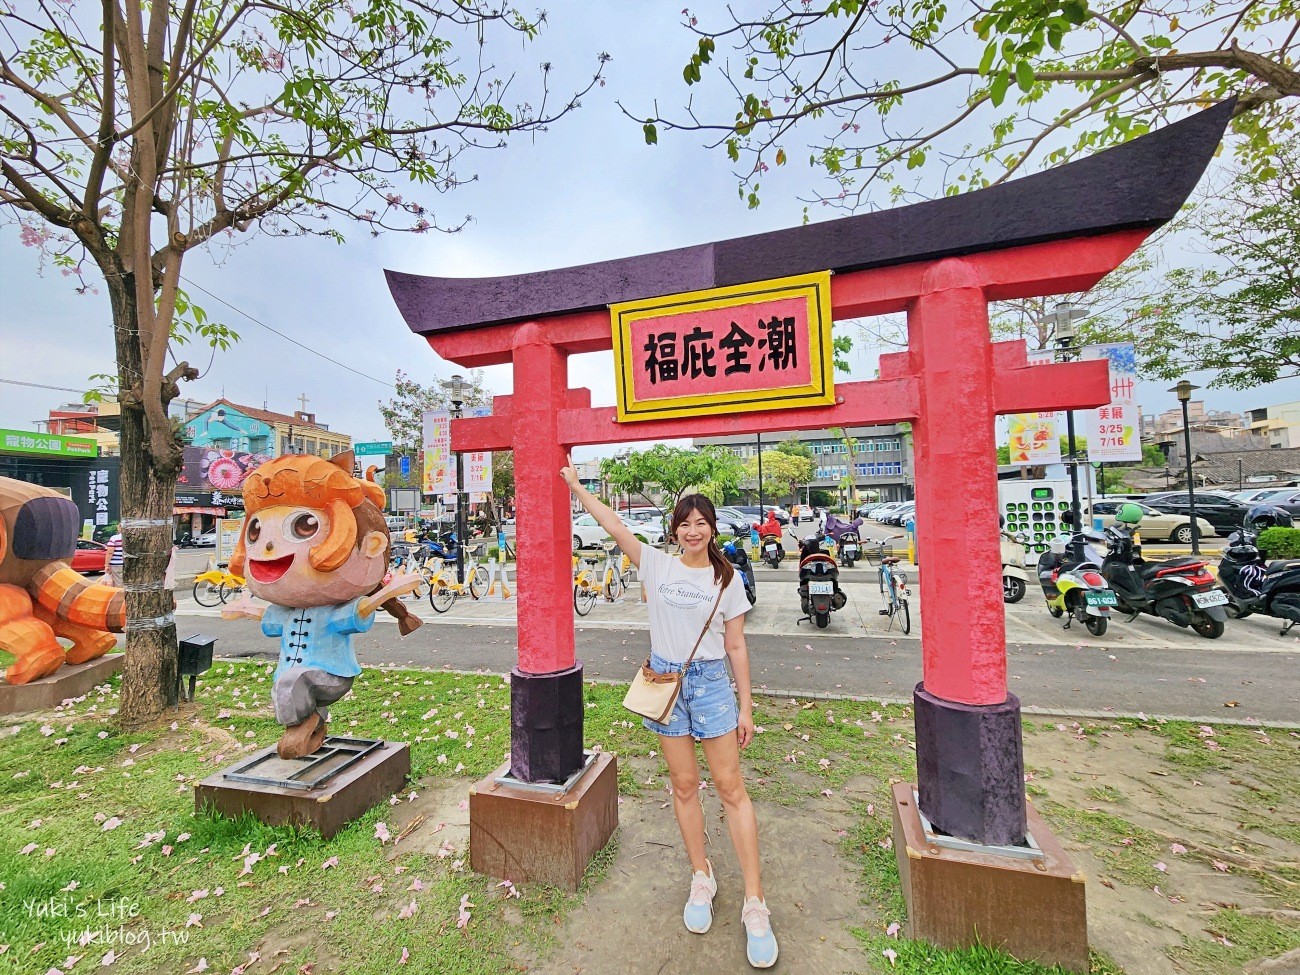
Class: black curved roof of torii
387,100,1233,335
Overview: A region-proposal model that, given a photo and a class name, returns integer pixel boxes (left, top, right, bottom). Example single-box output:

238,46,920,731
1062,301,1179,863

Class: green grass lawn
1,661,1296,975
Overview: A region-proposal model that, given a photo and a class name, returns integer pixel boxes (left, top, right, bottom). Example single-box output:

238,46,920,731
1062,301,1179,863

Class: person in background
104,531,124,586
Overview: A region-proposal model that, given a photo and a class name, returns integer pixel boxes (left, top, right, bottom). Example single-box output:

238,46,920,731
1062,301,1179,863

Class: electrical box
998,480,1073,564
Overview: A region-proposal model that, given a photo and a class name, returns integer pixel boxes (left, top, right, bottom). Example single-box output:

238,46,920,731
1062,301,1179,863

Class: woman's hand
559,456,581,491
736,707,755,749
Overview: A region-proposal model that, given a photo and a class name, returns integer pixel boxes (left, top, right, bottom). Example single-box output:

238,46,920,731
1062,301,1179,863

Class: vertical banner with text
1082,343,1142,462
423,406,493,496
1005,350,1061,466
421,410,451,496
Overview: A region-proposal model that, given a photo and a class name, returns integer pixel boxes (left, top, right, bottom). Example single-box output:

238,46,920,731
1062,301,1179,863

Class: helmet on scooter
1115,503,1144,525
1245,505,1293,533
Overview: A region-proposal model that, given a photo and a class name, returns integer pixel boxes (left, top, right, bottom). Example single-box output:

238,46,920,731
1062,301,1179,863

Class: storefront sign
0,427,97,458
610,272,835,421
1082,343,1141,462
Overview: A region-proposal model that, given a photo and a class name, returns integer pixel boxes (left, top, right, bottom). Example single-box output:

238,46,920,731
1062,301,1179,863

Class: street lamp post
1044,302,1091,559
444,374,468,584
1169,380,1202,555
1238,458,1244,491
756,432,764,512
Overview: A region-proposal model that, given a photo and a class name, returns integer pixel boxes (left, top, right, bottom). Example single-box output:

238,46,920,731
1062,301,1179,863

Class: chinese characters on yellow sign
611,272,835,422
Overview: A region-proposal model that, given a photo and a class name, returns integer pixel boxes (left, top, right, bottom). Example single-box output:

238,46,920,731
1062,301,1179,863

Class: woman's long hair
670,494,734,589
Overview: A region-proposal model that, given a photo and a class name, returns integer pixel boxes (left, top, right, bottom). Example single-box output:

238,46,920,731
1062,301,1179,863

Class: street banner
1005,350,1061,465
1082,343,1142,462
1007,412,1062,466
422,410,451,496
610,272,835,422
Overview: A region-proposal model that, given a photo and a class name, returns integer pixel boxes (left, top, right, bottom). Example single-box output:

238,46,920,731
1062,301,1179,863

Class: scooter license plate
764,544,778,553
1192,589,1228,608
809,581,834,595
1085,590,1118,607
841,545,858,557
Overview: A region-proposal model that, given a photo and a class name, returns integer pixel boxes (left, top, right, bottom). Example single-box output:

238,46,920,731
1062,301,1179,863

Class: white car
572,513,665,549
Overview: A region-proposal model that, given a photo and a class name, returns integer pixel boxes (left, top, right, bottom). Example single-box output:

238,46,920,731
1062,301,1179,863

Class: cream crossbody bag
622,584,722,723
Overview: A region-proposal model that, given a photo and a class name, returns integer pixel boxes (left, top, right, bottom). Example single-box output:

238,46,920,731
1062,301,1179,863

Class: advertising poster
1082,343,1142,462
422,410,451,496
1005,350,1060,465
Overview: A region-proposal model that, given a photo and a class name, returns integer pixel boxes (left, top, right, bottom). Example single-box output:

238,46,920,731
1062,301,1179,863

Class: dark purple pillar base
509,664,585,783
914,683,1027,847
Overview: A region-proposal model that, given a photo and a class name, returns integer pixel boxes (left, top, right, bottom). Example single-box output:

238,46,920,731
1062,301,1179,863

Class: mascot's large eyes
246,517,261,543
286,511,321,542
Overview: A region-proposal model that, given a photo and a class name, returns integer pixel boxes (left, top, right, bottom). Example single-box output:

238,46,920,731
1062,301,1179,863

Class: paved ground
172,539,1298,724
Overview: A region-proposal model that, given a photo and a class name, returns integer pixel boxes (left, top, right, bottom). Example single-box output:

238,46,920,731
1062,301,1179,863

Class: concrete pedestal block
0,654,123,715
195,740,410,839
914,682,1027,846
470,751,618,892
891,781,1088,973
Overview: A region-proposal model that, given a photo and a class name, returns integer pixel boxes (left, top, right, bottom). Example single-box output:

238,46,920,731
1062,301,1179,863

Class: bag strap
681,583,723,669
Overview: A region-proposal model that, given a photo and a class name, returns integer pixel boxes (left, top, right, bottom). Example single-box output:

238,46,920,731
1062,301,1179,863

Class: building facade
694,424,915,503
1248,401,1300,450
184,399,351,458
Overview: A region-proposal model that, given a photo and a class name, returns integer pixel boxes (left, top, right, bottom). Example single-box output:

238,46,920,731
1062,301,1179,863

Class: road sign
354,441,393,456
399,455,411,477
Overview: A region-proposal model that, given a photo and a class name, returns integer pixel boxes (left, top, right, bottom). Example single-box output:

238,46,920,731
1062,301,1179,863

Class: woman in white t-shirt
561,465,778,969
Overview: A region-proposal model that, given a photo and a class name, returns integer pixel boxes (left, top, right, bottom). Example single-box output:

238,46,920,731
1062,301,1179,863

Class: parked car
1140,492,1251,535
572,513,665,549
871,502,905,522
1232,488,1294,504
713,507,752,538
71,539,108,574
1245,489,1300,517
730,504,790,526
1084,501,1215,544
856,502,885,519
193,530,217,548
882,501,916,526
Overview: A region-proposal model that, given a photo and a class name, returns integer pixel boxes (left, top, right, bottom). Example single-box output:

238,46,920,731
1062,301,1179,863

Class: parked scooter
1100,503,1229,639
1036,531,1115,636
796,535,846,629
837,530,862,568
723,540,758,605
759,532,786,568
1000,517,1030,604
1217,505,1300,635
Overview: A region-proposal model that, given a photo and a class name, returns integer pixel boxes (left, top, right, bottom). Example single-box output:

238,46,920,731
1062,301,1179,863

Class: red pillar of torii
388,103,1231,847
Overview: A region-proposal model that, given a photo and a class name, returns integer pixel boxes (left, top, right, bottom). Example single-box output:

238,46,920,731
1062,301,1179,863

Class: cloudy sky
2,3,1294,461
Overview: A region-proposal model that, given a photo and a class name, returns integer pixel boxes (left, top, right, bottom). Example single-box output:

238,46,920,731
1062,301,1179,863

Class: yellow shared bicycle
192,562,246,607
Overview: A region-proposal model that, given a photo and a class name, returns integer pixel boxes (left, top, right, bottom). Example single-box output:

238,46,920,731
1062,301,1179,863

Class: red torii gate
387,104,1230,861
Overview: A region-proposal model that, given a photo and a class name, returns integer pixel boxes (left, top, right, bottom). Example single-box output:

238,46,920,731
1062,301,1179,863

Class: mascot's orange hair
230,453,385,578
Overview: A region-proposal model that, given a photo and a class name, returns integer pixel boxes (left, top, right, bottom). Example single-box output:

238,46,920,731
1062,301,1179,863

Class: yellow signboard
611,272,835,422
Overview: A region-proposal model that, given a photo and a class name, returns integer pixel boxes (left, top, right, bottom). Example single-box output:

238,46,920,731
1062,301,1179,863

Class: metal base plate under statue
890,782,1088,972
0,654,123,715
470,749,618,892
195,737,409,839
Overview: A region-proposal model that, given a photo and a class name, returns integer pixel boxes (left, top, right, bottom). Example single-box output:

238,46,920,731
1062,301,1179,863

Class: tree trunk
107,264,183,725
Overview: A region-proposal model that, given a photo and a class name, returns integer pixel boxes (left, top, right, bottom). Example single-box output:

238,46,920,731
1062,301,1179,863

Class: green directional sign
353,441,394,456
0,427,98,458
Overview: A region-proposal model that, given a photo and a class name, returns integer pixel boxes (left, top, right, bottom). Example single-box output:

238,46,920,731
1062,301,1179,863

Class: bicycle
867,536,910,634
572,553,602,616
192,562,246,607
425,545,491,613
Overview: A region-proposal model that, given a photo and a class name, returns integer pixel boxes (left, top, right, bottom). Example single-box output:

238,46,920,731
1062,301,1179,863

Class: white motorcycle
1000,527,1030,604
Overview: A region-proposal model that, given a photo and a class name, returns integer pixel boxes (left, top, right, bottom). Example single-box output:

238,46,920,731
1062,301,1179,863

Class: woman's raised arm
559,459,644,567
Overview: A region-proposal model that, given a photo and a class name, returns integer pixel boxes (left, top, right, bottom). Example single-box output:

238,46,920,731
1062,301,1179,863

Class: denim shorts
642,653,739,740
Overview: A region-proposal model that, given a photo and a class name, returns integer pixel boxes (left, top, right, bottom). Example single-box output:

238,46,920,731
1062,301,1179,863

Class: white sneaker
682,860,717,934
742,896,778,968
